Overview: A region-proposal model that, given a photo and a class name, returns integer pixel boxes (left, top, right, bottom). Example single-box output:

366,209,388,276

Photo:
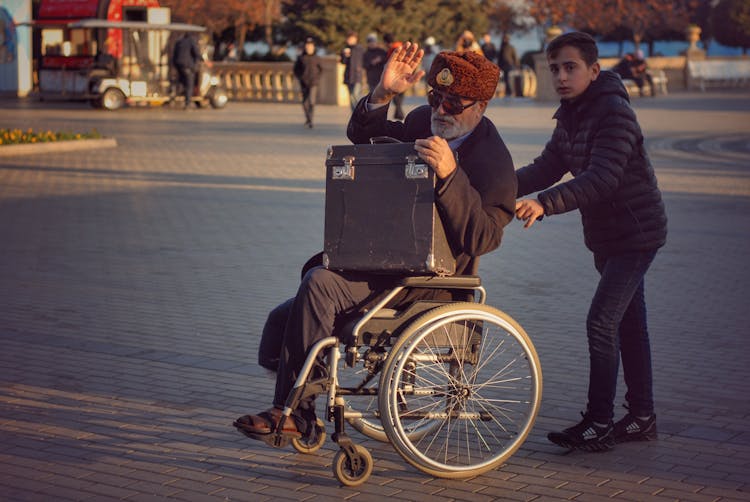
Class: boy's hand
370,42,425,104
515,199,545,228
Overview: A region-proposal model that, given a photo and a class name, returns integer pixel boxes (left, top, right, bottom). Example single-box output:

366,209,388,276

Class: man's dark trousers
301,84,317,126
178,67,195,106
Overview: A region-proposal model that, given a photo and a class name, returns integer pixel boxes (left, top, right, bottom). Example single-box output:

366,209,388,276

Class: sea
243,29,745,61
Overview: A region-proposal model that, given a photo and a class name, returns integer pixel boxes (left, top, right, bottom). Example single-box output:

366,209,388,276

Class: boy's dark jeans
586,250,658,423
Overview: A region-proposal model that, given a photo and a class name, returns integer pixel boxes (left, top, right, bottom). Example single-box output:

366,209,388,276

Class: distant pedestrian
340,32,365,111
383,33,405,120
421,36,438,74
293,38,323,128
514,31,667,453
498,34,519,97
455,30,483,56
480,33,497,62
224,42,238,62
172,33,202,108
363,33,387,92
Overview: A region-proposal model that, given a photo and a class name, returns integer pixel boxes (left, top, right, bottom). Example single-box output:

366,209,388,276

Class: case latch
332,155,356,180
405,155,428,179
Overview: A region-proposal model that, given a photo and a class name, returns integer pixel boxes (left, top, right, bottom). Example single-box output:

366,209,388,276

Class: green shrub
0,128,102,146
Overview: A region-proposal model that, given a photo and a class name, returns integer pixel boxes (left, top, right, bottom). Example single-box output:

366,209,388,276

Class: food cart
28,0,227,109
70,19,227,110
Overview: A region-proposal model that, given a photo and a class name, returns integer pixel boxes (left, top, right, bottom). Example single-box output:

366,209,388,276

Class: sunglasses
427,90,477,115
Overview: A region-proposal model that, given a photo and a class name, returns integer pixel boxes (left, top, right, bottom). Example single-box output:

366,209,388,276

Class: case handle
369,136,403,144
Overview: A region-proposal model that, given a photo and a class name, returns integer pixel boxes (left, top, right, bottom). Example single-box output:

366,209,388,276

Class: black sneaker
548,412,615,452
614,412,657,443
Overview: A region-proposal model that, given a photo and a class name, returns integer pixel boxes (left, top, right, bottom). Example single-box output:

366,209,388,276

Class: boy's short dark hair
546,32,598,66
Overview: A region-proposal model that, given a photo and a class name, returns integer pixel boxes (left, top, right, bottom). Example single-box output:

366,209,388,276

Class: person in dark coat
612,52,655,97
293,38,323,128
362,33,387,92
497,34,519,97
480,33,497,62
514,32,667,452
234,44,517,442
172,33,201,108
340,31,365,111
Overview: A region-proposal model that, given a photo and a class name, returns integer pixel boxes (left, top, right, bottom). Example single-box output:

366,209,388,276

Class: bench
687,60,750,91
623,69,668,96
601,63,668,97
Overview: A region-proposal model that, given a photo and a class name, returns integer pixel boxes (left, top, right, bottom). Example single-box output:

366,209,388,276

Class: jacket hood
588,70,630,102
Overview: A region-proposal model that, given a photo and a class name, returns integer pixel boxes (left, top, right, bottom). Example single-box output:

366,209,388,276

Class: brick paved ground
0,91,748,501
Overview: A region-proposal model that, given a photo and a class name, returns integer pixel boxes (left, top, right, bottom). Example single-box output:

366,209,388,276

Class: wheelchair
256,274,542,487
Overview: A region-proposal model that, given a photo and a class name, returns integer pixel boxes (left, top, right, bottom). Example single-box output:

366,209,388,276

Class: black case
323,142,456,276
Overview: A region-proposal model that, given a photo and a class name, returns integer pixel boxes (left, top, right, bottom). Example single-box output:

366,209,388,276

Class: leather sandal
233,407,301,438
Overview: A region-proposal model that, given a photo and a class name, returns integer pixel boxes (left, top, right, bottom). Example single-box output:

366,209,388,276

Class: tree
483,0,534,36
712,0,750,54
282,0,373,52
572,0,699,55
281,0,489,53
160,0,285,55
526,0,578,29
159,0,222,33
524,0,578,48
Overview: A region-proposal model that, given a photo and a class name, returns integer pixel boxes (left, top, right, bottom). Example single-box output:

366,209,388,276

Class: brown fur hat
427,51,500,101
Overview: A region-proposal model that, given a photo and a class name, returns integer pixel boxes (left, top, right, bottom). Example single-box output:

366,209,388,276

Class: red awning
38,0,100,20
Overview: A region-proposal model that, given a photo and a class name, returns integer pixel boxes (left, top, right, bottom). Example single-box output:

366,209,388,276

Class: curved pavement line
647,133,750,166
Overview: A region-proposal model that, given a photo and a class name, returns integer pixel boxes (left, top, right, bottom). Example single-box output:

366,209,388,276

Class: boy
515,32,667,452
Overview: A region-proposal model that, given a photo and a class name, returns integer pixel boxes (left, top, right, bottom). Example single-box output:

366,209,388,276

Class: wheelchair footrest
235,427,293,449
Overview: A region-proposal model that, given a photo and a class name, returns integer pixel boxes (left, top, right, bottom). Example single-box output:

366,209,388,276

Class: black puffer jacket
516,70,667,255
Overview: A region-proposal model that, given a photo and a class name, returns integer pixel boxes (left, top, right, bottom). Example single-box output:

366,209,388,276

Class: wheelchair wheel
378,303,542,478
291,418,326,454
332,444,373,487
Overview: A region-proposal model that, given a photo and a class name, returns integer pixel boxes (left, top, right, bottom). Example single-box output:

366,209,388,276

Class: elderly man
234,44,517,441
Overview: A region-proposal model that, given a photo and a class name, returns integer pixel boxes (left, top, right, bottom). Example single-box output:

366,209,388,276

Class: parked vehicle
70,19,227,110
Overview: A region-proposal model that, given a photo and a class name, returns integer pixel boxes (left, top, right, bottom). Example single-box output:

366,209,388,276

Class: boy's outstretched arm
515,199,544,228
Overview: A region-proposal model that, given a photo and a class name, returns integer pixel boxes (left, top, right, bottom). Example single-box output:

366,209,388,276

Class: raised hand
371,42,425,104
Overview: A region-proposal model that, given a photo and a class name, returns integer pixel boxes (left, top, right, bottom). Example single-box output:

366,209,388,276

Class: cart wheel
101,88,125,111
209,88,228,109
332,445,373,487
291,418,326,454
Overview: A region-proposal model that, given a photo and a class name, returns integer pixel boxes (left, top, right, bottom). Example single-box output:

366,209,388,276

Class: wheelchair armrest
399,275,481,289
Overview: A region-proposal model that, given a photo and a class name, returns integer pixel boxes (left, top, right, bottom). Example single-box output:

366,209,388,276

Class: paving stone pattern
0,92,749,501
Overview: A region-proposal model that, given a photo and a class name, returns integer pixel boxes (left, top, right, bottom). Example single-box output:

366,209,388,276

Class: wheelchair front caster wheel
332,444,373,487
291,418,326,454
